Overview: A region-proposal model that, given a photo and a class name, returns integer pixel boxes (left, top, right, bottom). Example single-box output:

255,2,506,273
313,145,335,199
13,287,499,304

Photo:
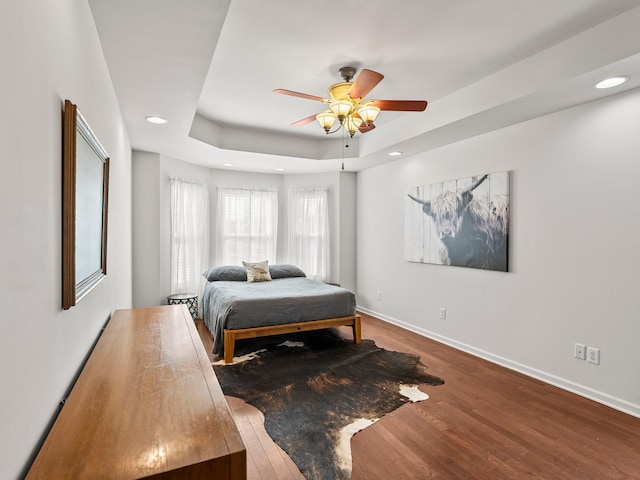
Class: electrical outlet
587,347,600,365
574,343,586,360
439,308,446,320
376,290,381,301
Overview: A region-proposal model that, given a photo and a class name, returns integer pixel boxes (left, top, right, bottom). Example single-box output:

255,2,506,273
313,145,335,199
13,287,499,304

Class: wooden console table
26,305,246,479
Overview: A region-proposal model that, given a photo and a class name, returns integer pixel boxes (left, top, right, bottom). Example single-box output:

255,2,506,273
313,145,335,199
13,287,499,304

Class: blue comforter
203,277,356,358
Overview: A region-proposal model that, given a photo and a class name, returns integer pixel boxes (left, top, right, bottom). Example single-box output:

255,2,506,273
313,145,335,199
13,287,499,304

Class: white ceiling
88,0,640,174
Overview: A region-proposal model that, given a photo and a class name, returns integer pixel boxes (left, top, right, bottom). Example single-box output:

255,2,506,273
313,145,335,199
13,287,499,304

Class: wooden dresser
26,305,246,479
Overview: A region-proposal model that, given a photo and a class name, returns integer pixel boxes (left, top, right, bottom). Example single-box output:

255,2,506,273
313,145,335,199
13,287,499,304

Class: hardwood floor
197,312,640,479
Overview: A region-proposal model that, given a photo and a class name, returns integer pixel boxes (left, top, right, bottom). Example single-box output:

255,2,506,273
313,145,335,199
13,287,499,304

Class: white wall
338,172,357,292
132,151,161,308
357,87,640,417
0,1,132,478
131,155,357,308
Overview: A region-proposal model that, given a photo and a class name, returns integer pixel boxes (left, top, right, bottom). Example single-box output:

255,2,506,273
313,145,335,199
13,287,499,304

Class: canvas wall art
406,172,509,271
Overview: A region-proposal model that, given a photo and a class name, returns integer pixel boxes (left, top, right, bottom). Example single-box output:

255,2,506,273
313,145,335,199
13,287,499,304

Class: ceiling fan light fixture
357,104,380,124
346,114,363,137
316,111,337,133
329,100,352,121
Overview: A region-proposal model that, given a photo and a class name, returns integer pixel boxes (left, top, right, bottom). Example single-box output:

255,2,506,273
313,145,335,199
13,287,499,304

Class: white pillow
242,260,272,283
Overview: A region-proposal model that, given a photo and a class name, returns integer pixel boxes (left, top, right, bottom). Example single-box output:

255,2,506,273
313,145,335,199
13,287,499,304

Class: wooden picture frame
62,100,110,310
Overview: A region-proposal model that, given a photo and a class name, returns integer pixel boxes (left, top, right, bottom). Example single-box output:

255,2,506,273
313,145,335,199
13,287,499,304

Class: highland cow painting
406,172,509,271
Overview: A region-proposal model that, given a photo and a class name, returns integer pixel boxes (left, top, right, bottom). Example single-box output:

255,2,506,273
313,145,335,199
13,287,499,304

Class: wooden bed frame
223,314,361,364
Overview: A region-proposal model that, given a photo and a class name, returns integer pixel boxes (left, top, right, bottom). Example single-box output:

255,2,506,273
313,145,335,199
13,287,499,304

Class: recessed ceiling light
145,116,168,124
222,163,234,167
595,76,628,89
388,151,403,157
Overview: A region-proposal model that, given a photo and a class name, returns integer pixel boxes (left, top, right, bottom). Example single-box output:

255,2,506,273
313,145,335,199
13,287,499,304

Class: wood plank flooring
197,312,640,479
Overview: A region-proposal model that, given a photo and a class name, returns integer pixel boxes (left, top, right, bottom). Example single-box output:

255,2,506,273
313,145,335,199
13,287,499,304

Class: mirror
62,100,110,310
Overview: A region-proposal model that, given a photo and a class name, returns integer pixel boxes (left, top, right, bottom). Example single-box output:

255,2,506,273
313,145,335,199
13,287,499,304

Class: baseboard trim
357,306,640,419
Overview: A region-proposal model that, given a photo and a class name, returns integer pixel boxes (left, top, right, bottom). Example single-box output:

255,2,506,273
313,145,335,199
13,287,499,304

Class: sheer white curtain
216,188,278,265
170,178,209,306
287,188,329,281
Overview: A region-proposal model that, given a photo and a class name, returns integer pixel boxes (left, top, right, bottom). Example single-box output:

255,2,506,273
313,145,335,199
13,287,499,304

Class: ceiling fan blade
291,114,318,127
370,99,428,111
359,122,376,133
348,69,384,99
274,89,327,103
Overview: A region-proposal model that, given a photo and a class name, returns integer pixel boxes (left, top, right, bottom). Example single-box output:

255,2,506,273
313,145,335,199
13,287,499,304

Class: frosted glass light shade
346,114,363,136
316,111,336,132
330,100,352,119
357,104,380,124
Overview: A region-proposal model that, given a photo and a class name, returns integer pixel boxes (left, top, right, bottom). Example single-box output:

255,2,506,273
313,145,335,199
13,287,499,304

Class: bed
202,263,361,363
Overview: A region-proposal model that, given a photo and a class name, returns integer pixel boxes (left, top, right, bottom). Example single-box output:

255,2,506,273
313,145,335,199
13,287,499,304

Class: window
216,188,278,265
170,178,209,301
287,188,329,281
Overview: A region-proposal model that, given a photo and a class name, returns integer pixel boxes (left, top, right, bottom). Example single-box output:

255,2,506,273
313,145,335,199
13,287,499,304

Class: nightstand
167,293,198,321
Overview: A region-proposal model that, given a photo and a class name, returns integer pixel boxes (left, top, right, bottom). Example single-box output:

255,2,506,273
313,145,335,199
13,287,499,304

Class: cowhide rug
212,329,444,480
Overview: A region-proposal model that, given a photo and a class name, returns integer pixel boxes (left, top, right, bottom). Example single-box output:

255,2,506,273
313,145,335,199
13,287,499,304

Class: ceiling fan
274,66,428,137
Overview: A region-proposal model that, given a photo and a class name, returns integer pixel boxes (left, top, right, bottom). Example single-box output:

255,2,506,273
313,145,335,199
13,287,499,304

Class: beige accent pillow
242,260,272,283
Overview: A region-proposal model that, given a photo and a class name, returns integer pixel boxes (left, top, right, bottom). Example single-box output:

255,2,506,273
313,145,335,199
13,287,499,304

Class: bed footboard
223,314,361,364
